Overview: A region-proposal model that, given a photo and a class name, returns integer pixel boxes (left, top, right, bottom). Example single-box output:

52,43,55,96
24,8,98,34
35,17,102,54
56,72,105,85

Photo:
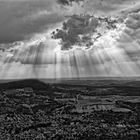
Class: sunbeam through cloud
0,0,140,79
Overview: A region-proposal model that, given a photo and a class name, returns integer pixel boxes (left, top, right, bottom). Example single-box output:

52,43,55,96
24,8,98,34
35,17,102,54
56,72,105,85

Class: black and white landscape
0,0,140,139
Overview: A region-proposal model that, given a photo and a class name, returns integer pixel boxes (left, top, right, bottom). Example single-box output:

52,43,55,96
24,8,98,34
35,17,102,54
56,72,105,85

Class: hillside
0,79,50,90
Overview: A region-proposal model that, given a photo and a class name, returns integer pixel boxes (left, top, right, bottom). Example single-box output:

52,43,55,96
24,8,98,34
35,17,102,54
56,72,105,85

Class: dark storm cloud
51,14,98,50
51,14,119,50
0,0,64,44
56,0,84,6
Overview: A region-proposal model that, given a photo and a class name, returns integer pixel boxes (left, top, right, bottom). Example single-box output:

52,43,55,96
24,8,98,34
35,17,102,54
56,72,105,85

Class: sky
0,0,140,79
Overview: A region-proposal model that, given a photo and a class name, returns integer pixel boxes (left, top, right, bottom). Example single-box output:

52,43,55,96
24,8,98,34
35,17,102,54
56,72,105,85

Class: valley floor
0,80,140,139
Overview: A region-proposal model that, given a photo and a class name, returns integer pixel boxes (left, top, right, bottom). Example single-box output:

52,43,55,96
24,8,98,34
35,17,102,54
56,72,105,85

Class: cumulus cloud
116,10,140,64
51,14,120,50
120,11,140,41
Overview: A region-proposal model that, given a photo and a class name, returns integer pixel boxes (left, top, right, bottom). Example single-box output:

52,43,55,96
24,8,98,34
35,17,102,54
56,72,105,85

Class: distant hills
0,79,50,90
0,77,140,91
